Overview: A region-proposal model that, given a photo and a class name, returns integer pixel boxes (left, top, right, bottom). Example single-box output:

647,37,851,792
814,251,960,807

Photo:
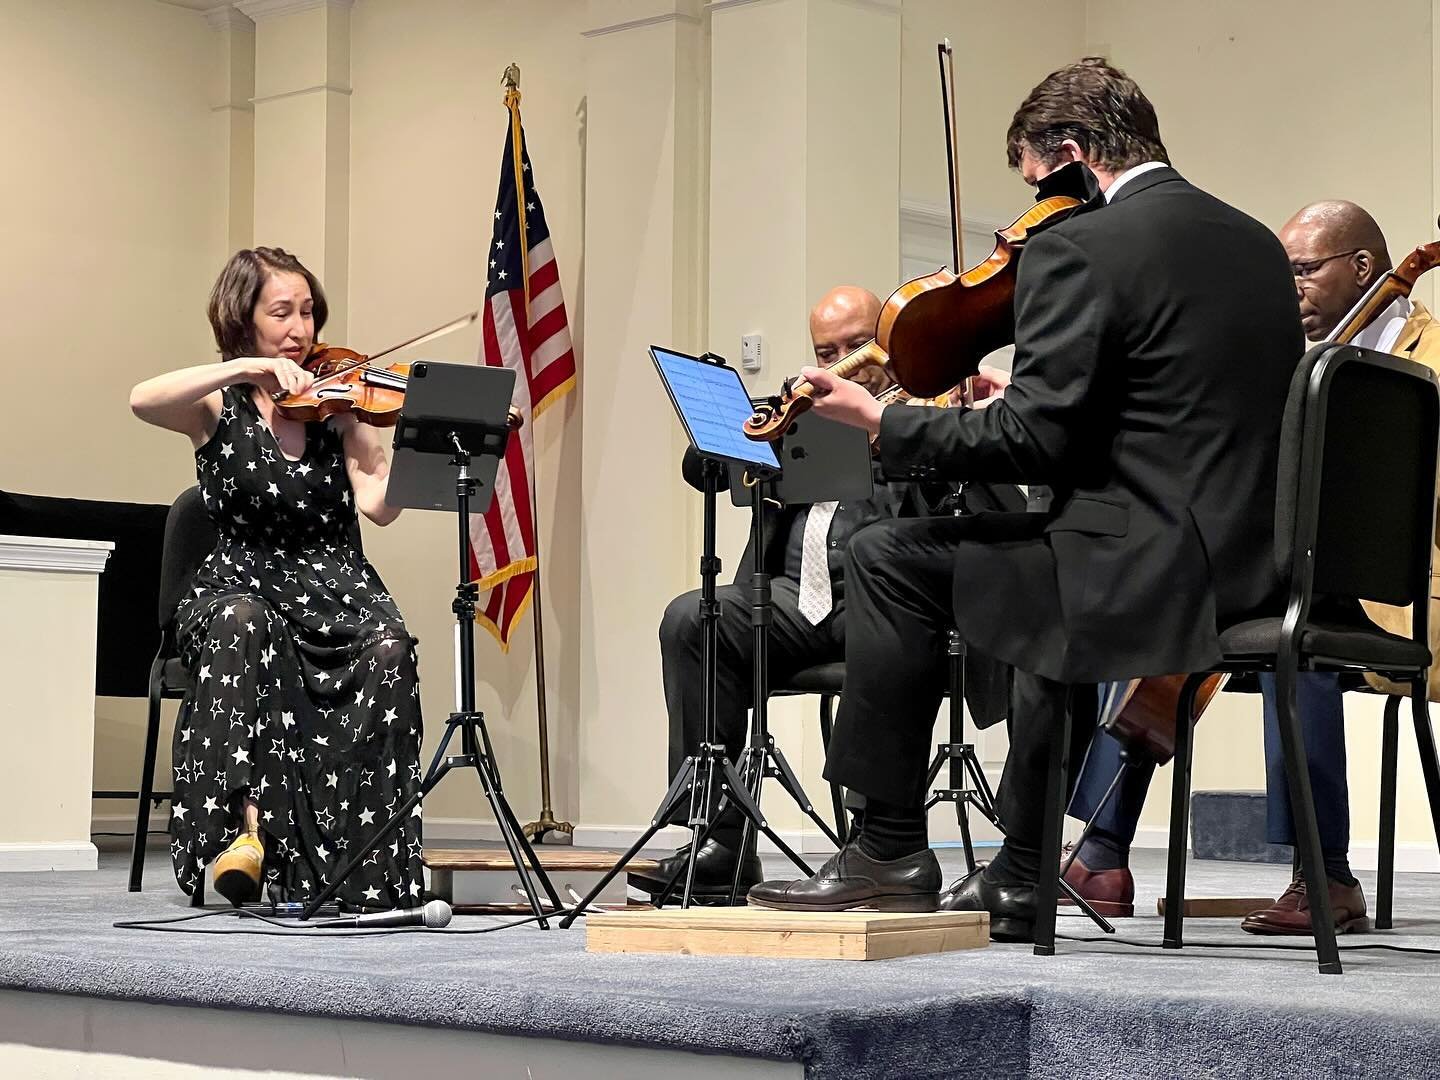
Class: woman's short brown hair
1006,57,1169,173
206,247,328,361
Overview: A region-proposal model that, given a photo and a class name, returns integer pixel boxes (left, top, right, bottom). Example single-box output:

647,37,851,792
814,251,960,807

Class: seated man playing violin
631,286,1021,901
745,58,1304,941
1063,199,1440,936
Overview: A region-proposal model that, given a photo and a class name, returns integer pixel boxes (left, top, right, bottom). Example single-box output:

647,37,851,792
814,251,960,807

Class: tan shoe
213,832,264,907
1240,875,1369,936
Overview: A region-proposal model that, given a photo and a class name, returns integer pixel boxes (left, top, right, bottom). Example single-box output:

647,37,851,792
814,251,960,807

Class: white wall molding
899,198,1008,281
581,11,702,38
205,5,255,31
0,842,98,873
251,82,352,106
235,0,350,21
0,535,112,574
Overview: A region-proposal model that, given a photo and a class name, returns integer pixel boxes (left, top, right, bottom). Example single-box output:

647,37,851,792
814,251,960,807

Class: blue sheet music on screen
652,347,780,470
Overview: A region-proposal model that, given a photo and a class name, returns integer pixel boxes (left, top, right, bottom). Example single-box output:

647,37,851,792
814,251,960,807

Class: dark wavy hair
206,247,328,361
1006,57,1169,172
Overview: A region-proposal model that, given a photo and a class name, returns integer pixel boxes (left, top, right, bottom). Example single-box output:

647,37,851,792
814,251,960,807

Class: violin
271,313,523,431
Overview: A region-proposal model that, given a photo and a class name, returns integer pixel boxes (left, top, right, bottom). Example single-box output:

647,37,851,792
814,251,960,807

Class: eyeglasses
1290,249,1361,280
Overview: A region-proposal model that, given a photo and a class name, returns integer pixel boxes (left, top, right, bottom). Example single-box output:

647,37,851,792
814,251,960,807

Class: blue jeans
1067,672,1349,852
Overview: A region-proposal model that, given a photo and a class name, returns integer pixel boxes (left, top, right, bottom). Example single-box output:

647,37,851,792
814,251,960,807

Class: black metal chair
128,486,216,894
1035,343,1440,974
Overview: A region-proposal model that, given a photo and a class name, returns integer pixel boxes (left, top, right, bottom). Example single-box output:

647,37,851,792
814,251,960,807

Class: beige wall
0,0,228,811
900,0,1086,226
4,0,1440,863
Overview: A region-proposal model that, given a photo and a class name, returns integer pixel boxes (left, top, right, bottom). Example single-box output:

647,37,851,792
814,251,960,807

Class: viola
877,170,1088,399
743,165,1092,442
270,313,523,431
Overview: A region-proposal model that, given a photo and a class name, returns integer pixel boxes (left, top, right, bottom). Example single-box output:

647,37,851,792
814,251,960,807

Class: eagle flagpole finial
502,63,521,91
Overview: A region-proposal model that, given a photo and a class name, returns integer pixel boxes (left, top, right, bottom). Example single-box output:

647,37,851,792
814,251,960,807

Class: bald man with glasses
1063,199,1440,937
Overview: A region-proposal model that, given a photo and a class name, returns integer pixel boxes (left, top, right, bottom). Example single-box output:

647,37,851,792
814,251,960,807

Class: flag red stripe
529,303,568,345
504,290,537,547
528,256,559,295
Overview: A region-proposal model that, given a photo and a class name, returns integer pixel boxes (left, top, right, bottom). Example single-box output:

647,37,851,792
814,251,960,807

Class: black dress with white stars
169,385,424,909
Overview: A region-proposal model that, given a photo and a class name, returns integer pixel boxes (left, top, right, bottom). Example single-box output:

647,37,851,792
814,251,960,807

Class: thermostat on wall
741,334,763,372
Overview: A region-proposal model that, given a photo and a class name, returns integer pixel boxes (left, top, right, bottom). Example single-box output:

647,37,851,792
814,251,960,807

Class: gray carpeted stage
3,841,1439,1078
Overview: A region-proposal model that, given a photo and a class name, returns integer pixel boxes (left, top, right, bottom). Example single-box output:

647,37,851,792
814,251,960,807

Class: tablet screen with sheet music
651,346,780,471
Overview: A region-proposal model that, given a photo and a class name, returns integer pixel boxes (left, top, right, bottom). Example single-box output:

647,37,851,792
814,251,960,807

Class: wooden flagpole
503,63,573,845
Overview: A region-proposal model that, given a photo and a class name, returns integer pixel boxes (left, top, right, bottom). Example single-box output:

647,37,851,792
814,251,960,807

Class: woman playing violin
129,246,423,909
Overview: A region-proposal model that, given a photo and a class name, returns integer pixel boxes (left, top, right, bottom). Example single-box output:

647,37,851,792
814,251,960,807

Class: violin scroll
742,339,889,442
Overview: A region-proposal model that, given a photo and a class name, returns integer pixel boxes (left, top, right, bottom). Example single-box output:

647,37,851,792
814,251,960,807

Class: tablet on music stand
651,346,780,474
729,407,874,508
385,361,516,513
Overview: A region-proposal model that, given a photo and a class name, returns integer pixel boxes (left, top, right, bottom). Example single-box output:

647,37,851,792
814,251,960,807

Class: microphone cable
112,906,564,938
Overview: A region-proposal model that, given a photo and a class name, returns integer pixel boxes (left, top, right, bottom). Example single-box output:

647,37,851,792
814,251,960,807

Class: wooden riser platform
587,906,990,960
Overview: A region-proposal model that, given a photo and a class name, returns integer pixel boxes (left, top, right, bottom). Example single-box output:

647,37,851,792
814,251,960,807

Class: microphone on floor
312,898,452,929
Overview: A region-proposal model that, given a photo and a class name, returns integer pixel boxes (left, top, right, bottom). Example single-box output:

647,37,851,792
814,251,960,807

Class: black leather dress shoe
745,843,941,912
939,866,1036,941
627,836,762,902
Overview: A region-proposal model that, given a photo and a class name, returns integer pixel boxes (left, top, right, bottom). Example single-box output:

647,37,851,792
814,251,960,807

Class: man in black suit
747,58,1304,940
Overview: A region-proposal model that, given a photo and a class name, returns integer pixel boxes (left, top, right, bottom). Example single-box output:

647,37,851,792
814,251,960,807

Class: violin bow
938,39,979,406
274,311,480,400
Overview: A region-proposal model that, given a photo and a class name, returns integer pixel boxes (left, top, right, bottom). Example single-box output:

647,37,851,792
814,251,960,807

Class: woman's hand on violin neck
801,365,885,437
238,356,315,398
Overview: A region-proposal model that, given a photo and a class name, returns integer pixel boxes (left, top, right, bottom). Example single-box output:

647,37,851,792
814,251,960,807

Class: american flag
470,91,576,649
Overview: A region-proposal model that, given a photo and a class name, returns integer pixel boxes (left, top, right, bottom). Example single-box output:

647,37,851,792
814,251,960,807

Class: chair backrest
158,486,218,631
1276,343,1440,618
0,490,168,696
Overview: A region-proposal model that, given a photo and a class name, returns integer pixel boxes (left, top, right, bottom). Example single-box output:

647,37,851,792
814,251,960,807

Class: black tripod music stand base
299,708,564,923
557,743,811,928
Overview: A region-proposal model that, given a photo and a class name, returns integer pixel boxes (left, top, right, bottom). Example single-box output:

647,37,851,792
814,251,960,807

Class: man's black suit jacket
879,167,1305,683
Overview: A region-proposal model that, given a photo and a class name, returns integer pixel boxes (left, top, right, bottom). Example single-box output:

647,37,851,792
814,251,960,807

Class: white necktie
797,501,839,625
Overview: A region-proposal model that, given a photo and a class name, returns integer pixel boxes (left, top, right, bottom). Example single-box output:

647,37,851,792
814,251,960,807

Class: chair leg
1408,687,1440,859
129,663,167,892
1377,694,1401,930
1031,688,1073,957
1163,674,1203,950
818,694,847,845
1274,660,1341,974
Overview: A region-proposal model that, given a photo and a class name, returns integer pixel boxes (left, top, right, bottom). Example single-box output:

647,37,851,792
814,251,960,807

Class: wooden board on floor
1156,896,1276,918
586,906,989,961
424,848,659,874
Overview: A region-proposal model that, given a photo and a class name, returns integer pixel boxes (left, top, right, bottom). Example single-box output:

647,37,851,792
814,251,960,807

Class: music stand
559,348,813,927
299,362,563,924
642,410,876,906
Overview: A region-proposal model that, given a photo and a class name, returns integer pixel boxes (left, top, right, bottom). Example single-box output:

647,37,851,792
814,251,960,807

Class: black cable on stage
1057,932,1440,957
112,906,562,938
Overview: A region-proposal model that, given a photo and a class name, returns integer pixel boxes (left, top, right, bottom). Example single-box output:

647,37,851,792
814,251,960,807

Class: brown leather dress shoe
1058,852,1135,917
1241,876,1369,936
746,843,941,912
